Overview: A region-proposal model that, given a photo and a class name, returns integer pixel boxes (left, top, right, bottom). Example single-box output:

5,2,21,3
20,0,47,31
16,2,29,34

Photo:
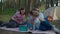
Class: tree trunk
0,0,2,14
1,0,3,15
45,0,49,9
33,0,36,8
25,0,31,16
27,0,31,11
50,0,54,7
56,0,58,6
14,0,16,11
25,0,28,16
30,0,33,10
18,0,21,8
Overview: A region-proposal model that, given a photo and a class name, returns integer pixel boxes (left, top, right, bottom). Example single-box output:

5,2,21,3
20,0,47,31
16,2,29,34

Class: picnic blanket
0,27,56,34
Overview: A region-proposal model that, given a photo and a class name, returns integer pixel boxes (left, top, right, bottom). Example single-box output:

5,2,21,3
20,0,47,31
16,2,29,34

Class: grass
0,15,11,22
51,22,60,29
0,8,15,22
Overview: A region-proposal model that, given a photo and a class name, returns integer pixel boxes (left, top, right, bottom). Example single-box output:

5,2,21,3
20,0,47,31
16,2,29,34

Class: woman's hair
18,8,25,14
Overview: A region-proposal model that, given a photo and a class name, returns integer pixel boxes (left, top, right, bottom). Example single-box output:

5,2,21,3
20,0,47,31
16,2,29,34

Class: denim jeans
26,21,40,30
6,19,26,28
39,20,53,31
26,21,33,30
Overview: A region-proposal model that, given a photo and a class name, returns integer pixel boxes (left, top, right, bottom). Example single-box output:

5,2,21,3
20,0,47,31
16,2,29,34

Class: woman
6,8,26,28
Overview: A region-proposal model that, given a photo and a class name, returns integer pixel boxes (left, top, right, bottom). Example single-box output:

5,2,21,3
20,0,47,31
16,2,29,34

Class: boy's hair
33,14,39,17
32,8,39,12
29,11,33,15
33,12,39,17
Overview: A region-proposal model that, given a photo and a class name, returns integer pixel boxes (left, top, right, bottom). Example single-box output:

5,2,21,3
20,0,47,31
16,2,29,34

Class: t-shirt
12,12,25,24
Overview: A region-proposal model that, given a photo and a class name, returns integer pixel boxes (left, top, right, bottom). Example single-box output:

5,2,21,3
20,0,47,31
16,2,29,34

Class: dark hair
32,8,39,12
18,8,25,14
29,11,33,15
33,12,39,17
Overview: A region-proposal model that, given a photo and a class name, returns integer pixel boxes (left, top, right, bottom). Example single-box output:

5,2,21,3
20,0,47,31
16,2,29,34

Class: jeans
26,21,33,30
39,20,53,31
6,19,26,28
26,21,39,30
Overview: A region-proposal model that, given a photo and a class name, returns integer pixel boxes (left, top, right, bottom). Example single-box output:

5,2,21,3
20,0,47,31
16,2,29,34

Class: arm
11,15,19,23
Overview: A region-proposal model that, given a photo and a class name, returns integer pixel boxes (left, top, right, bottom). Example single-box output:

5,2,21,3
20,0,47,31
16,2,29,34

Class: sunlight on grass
0,15,11,22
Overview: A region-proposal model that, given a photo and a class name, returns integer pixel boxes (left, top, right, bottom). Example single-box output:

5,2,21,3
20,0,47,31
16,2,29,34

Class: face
33,11,39,19
33,11,39,15
21,9,25,14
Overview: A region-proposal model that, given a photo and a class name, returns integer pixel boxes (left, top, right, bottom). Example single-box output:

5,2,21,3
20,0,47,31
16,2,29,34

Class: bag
19,25,28,31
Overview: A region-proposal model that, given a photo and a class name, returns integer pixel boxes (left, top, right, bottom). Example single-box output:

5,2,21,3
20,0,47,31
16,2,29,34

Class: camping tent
44,6,60,20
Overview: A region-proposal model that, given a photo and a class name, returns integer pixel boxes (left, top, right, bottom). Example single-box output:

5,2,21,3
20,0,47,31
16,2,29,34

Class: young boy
32,11,40,30
26,11,33,30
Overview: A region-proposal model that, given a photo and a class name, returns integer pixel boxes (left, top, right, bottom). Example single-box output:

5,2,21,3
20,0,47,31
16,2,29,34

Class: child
32,10,40,30
26,11,33,30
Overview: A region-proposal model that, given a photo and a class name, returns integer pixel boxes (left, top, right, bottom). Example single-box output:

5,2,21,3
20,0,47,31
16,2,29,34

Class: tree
25,0,28,16
55,0,58,6
27,0,31,11
45,0,49,9
0,0,2,14
25,0,31,16
1,0,3,14
14,0,16,11
33,0,37,8
50,0,54,7
18,0,21,8
30,0,33,10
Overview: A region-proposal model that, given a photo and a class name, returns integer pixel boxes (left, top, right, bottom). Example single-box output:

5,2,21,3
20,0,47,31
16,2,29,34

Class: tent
44,6,60,20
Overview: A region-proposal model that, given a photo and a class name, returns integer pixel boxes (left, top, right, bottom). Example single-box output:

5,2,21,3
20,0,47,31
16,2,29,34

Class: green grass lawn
52,22,60,29
0,15,11,22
